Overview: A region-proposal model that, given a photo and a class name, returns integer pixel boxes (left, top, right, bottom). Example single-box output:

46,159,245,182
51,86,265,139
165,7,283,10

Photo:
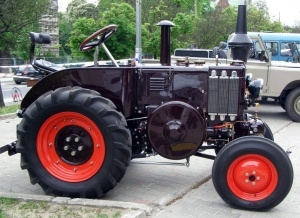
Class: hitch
0,141,17,156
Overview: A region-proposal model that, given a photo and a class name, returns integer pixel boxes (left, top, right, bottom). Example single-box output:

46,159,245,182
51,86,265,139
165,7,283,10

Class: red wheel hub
37,112,105,182
227,154,278,201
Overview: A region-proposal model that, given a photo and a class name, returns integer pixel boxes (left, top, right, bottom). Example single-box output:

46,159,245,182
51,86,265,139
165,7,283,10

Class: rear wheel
285,87,300,122
17,87,131,198
212,136,293,210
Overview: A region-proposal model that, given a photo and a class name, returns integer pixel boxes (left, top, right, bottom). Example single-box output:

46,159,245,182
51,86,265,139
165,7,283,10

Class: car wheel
212,136,293,210
285,87,300,122
263,122,274,141
17,87,131,198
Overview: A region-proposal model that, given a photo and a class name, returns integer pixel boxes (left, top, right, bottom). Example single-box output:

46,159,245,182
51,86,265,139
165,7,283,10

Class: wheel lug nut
66,137,71,142
64,145,69,151
78,145,83,151
252,182,256,186
245,179,249,183
252,171,256,175
75,137,80,142
245,173,249,177
71,151,76,156
256,176,261,181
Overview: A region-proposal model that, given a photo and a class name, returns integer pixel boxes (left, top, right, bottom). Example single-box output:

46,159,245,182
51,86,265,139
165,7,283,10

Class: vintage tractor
0,5,293,210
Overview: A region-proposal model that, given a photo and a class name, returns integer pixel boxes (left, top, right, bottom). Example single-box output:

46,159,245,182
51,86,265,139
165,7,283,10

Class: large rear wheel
212,136,293,210
17,87,131,198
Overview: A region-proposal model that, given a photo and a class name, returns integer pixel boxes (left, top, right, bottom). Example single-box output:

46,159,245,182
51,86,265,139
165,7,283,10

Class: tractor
0,5,293,210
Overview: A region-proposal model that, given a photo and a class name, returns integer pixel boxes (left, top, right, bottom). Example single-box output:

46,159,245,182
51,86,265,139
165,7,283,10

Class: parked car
13,65,41,84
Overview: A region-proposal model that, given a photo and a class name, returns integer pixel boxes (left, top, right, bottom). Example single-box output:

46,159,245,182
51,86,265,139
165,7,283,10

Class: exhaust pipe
228,5,252,63
157,20,175,66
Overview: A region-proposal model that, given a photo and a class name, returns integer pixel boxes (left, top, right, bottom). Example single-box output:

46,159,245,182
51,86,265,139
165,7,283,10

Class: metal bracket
0,141,17,156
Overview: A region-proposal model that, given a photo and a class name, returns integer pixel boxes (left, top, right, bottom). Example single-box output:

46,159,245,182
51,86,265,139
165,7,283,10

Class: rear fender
20,68,129,116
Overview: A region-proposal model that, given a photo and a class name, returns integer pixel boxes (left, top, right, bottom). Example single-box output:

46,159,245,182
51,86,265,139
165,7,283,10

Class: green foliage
69,3,136,60
67,0,98,25
98,3,136,59
69,17,98,60
59,13,72,56
171,13,196,50
0,0,49,59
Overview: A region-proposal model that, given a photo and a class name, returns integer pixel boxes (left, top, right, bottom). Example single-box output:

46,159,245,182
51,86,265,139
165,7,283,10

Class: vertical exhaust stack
157,20,175,66
228,5,252,63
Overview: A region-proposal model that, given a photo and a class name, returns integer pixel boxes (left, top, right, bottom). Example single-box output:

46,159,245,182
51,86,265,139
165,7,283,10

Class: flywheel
147,101,205,160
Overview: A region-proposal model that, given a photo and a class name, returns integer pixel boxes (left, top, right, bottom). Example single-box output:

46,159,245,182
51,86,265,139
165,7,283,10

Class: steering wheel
79,24,117,51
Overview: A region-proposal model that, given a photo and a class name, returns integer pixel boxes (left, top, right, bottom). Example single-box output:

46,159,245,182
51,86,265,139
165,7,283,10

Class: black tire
264,122,274,141
285,87,300,122
16,87,131,198
280,101,285,110
212,136,293,210
261,96,268,102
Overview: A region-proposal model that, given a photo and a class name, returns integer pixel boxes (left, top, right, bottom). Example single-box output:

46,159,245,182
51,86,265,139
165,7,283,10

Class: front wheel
285,87,300,122
212,136,293,210
16,87,131,198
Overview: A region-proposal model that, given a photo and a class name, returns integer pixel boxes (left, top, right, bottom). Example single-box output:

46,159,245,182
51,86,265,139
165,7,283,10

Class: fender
20,67,135,117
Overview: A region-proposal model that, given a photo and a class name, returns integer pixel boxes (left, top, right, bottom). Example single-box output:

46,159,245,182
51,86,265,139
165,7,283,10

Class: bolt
48,143,53,147
252,182,256,186
78,145,83,151
71,119,74,123
252,171,256,175
256,176,261,181
90,161,94,165
56,160,60,164
245,179,249,183
74,168,77,172
71,151,76,156
74,137,80,142
66,137,71,142
54,126,58,130
64,145,69,151
96,144,100,148
245,173,249,177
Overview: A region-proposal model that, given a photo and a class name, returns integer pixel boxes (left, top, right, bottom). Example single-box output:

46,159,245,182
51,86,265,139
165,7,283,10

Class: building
39,0,59,56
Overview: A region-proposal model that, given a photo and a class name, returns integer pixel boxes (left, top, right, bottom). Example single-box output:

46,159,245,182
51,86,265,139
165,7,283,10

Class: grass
0,197,126,218
0,104,20,115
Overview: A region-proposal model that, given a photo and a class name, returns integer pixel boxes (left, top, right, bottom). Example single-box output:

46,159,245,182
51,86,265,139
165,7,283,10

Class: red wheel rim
37,112,105,182
227,154,278,201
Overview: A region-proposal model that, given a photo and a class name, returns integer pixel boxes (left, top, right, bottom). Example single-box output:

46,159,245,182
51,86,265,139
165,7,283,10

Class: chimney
157,20,175,66
228,5,252,63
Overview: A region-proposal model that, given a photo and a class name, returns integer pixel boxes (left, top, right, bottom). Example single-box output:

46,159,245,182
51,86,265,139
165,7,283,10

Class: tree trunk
0,81,5,107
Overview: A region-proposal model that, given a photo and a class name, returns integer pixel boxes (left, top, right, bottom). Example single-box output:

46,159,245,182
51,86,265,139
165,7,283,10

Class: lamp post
135,0,142,65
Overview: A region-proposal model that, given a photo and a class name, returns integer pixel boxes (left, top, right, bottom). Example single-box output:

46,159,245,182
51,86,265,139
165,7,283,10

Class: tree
0,0,49,61
69,3,136,60
69,17,98,60
66,0,98,25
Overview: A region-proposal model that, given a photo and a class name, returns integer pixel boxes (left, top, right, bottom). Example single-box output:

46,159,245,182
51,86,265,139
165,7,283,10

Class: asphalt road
0,78,30,103
0,101,299,217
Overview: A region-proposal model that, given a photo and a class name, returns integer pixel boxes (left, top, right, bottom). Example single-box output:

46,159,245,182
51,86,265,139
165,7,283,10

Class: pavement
0,101,299,218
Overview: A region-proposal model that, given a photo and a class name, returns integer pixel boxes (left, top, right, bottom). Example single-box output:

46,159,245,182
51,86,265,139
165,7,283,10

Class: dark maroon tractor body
0,5,293,211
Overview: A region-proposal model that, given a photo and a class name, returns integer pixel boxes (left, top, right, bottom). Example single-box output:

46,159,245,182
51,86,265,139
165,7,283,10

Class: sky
58,0,300,27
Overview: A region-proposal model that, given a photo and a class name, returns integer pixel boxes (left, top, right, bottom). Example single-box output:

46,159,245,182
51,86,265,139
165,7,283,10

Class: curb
0,192,152,218
0,113,18,121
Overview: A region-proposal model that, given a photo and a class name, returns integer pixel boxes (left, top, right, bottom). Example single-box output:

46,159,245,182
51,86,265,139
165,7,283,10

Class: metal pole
135,0,142,65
